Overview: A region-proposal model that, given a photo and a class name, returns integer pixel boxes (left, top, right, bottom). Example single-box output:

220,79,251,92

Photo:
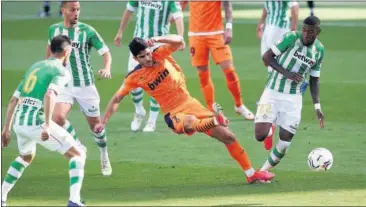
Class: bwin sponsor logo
148,69,170,90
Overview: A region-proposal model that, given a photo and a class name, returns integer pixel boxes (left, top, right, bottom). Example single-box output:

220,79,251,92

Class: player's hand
41,124,50,141
1,130,11,148
224,28,232,45
257,23,264,39
178,39,186,51
114,31,123,47
316,109,325,129
147,37,157,47
284,71,303,83
169,16,174,24
98,68,112,80
94,123,105,134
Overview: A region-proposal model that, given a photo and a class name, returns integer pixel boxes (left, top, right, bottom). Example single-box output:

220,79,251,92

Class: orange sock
226,140,252,171
198,70,215,110
223,67,243,107
192,117,217,132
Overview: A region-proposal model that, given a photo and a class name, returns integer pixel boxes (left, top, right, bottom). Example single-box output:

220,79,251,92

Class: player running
114,1,184,132
1,35,85,207
255,16,325,175
95,34,275,184
180,1,254,120
46,1,112,176
256,0,299,150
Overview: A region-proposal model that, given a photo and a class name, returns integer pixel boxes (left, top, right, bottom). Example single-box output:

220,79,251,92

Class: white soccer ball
307,148,333,171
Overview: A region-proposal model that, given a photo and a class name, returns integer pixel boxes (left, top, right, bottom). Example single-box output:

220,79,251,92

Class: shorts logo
190,47,195,57
88,106,99,113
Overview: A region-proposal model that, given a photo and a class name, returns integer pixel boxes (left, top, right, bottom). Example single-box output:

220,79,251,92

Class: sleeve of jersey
49,70,71,95
153,45,176,60
89,27,110,56
271,32,295,56
127,1,138,12
170,2,183,19
13,80,24,98
118,77,138,96
310,50,324,77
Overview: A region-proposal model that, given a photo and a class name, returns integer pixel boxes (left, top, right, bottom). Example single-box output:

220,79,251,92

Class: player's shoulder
314,39,325,51
77,22,96,32
48,22,63,30
125,64,144,79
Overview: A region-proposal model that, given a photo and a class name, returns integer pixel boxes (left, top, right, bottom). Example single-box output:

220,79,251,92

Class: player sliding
1,35,85,207
95,34,274,184
255,16,325,174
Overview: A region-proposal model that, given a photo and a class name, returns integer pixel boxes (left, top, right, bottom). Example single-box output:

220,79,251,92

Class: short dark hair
61,1,78,8
303,15,321,26
129,37,148,57
50,35,71,54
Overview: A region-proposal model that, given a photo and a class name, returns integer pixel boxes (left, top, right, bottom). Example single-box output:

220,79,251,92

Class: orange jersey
118,45,191,114
188,1,224,35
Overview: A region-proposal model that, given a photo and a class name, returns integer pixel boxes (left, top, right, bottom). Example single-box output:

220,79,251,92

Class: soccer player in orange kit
94,34,275,184
180,1,254,120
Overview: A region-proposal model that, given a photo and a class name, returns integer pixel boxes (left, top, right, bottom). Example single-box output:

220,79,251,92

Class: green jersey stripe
149,8,155,38
27,106,36,126
162,3,169,28
77,29,90,86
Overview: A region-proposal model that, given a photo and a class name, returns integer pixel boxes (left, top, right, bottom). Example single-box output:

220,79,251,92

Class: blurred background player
39,1,62,18
114,1,184,132
1,35,86,207
46,1,113,176
256,16,325,175
307,1,315,16
181,1,254,120
95,34,274,184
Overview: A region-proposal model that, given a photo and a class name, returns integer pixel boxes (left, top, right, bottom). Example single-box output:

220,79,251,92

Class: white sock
93,129,107,150
131,88,145,115
69,156,85,203
2,157,30,201
244,168,255,177
260,139,291,171
148,97,160,124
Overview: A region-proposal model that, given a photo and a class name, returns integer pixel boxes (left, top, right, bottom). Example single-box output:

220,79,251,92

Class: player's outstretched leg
143,97,160,132
1,155,33,205
87,117,112,176
218,60,254,120
197,66,215,111
65,146,86,207
130,87,146,131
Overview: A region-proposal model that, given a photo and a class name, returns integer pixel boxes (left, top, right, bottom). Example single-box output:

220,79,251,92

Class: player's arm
169,2,185,50
1,81,23,148
290,1,300,31
95,78,137,132
309,49,324,128
114,1,136,47
263,32,302,83
222,1,233,44
149,34,184,57
46,26,53,58
180,1,188,11
90,27,112,79
257,8,267,39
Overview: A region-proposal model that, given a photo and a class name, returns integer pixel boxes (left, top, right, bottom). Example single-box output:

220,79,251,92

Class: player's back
188,1,223,34
14,58,68,126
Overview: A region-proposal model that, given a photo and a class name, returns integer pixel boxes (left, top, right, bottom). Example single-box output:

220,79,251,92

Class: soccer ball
307,148,333,171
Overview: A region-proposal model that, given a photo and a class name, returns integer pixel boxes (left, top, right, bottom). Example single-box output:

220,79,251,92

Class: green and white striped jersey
127,1,183,39
264,0,298,29
13,57,70,127
48,22,109,87
266,31,325,94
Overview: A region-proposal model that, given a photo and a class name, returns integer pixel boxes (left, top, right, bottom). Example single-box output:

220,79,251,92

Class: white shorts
13,121,77,156
255,89,302,134
127,43,164,72
56,85,100,117
260,25,289,57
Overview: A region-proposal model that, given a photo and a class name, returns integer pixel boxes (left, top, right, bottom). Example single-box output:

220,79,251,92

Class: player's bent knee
20,153,35,164
183,115,197,134
52,112,66,126
64,146,83,159
219,60,233,69
255,127,269,142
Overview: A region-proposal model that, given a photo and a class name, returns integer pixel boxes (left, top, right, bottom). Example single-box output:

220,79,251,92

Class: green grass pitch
1,2,366,206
